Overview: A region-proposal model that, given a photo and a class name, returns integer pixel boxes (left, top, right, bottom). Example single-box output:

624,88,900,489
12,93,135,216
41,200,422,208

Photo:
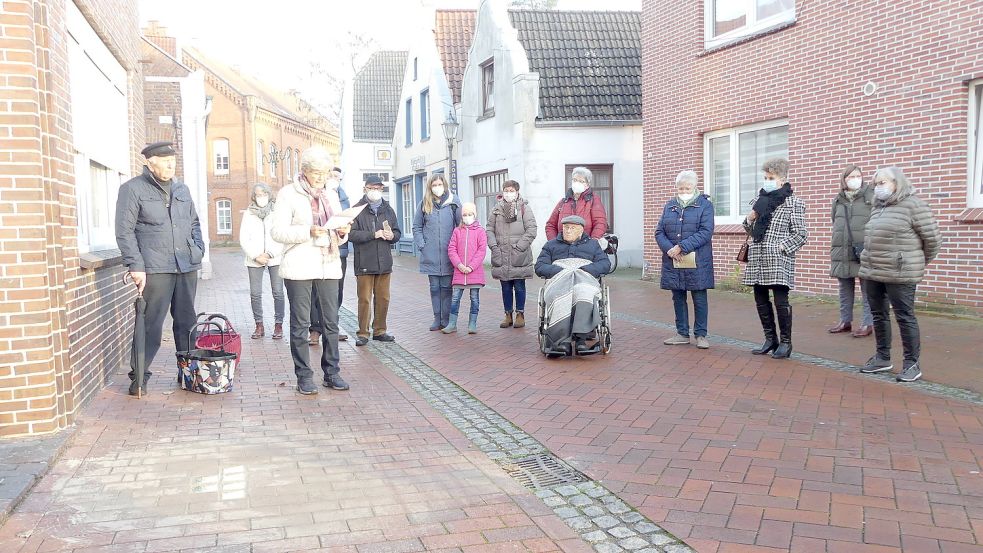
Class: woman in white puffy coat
239,183,285,340
270,147,351,395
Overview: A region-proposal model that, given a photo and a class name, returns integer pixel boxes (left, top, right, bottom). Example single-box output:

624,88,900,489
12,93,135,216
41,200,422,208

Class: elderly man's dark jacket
348,197,402,275
535,234,611,279
115,166,204,274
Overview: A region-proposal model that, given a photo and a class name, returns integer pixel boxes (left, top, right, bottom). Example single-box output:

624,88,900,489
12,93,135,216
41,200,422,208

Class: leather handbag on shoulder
736,238,749,263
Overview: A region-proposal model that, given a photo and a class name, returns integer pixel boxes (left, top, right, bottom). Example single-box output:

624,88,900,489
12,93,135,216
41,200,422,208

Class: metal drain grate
501,454,588,490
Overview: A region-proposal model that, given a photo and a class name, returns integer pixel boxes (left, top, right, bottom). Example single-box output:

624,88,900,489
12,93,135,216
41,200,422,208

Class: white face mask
462,215,475,225
762,180,779,192
503,191,518,202
366,190,383,202
874,184,892,200
432,186,445,198
571,181,587,195
677,192,695,203
255,196,269,207
846,178,862,190
327,178,341,190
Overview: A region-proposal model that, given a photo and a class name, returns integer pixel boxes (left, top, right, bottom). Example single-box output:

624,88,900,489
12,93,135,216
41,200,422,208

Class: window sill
79,248,124,270
421,136,430,143
701,19,797,56
477,110,495,122
954,208,983,224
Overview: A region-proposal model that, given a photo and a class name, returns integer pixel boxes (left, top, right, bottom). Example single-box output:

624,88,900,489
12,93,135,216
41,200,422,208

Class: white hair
571,166,593,186
675,170,698,187
300,146,333,173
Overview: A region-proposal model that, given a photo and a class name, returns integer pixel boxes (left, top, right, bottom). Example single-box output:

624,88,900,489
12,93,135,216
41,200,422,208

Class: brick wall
641,0,983,313
0,0,142,437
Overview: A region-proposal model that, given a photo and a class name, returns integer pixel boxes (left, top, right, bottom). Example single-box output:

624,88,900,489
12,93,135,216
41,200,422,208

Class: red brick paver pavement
385,257,983,553
0,251,587,553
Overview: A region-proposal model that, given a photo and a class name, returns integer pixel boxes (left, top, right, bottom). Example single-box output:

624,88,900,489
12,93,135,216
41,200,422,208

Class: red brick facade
0,0,143,436
641,0,983,313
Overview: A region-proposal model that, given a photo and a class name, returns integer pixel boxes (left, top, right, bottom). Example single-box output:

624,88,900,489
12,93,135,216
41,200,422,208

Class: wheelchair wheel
599,327,612,355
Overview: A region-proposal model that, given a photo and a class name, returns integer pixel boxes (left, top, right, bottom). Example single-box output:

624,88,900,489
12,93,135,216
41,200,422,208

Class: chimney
142,20,178,58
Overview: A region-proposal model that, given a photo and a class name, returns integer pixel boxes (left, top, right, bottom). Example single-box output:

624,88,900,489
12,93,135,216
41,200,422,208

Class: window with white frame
472,170,508,223
706,0,795,48
420,88,430,140
481,59,495,115
285,147,293,178
704,121,788,222
405,98,413,146
66,0,129,253
216,199,232,235
970,79,983,208
256,140,264,176
270,143,278,180
213,138,229,175
401,181,414,237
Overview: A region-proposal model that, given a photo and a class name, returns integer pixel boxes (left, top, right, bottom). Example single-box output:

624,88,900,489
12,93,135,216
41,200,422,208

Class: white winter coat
239,209,284,268
270,180,348,281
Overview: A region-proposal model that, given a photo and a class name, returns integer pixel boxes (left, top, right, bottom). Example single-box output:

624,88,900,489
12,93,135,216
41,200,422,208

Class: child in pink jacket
443,203,487,334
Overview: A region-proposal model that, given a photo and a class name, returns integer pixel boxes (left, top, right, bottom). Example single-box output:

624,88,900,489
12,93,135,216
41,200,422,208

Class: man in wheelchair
535,215,612,355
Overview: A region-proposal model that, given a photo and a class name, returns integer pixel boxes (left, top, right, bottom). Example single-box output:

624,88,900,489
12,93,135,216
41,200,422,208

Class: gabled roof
435,9,477,105
507,10,642,122
140,37,191,78
352,50,408,142
182,46,335,135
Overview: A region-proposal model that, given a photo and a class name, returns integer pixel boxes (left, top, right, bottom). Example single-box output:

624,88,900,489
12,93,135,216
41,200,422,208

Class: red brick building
0,0,144,437
142,24,340,245
641,0,983,313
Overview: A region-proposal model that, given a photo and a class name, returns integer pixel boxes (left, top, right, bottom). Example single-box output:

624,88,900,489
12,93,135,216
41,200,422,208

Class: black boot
751,304,779,355
771,305,793,359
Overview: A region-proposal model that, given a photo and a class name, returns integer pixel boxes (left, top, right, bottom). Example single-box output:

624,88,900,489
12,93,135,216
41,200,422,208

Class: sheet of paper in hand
323,205,367,229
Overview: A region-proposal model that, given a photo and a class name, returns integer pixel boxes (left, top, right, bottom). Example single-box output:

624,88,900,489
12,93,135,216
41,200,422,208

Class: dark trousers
865,280,920,362
753,284,790,312
285,278,341,381
129,271,198,382
501,279,527,313
671,289,708,338
428,275,453,326
356,273,392,338
753,284,791,341
311,256,346,332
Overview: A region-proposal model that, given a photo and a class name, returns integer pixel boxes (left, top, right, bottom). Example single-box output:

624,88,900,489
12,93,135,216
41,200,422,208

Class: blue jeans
671,289,708,337
501,279,527,313
428,275,453,326
451,287,480,316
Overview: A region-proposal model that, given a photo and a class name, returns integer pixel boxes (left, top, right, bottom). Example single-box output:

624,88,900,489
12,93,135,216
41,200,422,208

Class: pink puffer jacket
448,222,487,287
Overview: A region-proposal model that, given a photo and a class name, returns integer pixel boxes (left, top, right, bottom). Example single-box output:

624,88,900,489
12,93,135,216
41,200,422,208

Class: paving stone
583,530,609,543
608,526,636,539
569,494,593,507
583,506,606,517
554,485,581,497
593,515,621,529
619,536,652,550
633,522,663,534
554,507,580,519
595,542,626,553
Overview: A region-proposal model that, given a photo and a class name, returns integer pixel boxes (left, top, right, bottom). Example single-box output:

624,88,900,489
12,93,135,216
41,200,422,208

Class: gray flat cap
560,215,586,227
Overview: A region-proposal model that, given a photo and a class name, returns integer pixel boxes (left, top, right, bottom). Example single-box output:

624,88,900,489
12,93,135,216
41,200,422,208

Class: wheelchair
536,233,617,358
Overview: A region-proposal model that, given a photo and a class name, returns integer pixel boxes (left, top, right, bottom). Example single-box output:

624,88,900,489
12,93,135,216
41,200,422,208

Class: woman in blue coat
655,170,715,349
412,174,463,330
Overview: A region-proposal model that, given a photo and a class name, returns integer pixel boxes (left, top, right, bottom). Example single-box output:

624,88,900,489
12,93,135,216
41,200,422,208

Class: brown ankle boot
513,312,525,328
499,312,513,328
272,323,283,340
251,322,265,339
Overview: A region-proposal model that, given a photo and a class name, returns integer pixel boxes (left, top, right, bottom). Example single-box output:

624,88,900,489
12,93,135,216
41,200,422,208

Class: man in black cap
116,141,205,396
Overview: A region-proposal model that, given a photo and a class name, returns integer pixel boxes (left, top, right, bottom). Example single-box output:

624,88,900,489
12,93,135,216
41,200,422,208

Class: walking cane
124,273,147,398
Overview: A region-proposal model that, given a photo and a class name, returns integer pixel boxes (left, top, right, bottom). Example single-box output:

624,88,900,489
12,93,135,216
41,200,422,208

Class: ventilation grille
502,454,588,490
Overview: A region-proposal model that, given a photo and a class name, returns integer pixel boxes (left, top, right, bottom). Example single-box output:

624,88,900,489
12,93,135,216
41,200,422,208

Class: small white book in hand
322,205,367,229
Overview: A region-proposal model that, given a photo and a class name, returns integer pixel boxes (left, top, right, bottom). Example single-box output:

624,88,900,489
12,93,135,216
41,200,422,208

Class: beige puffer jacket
859,191,940,284
270,180,348,281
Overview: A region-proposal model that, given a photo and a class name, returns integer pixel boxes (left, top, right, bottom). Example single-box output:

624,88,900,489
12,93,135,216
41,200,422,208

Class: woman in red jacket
545,166,609,240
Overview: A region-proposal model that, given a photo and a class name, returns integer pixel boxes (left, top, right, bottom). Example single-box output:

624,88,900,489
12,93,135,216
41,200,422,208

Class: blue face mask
762,180,779,193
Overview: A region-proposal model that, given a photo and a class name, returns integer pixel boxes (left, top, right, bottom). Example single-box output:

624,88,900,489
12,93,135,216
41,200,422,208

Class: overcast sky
139,0,642,110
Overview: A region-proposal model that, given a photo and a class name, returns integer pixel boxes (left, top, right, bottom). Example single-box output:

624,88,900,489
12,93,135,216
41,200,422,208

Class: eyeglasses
572,177,588,183
306,170,329,179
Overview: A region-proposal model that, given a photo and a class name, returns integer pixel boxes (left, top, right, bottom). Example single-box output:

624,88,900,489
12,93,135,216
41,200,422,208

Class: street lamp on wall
441,110,460,193
267,143,289,178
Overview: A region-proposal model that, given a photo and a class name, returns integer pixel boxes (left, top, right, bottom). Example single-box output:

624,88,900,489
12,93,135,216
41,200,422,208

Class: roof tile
353,51,408,142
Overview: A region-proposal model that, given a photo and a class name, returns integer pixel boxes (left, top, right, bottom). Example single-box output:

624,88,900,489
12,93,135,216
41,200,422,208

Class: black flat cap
141,141,176,158
364,175,384,186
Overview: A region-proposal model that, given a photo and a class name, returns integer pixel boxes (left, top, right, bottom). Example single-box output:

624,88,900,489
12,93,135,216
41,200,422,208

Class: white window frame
472,170,508,223
66,0,129,254
481,59,495,115
703,119,789,225
969,79,983,208
401,181,414,238
213,138,229,175
420,88,431,141
705,0,796,49
216,199,232,235
256,140,264,176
